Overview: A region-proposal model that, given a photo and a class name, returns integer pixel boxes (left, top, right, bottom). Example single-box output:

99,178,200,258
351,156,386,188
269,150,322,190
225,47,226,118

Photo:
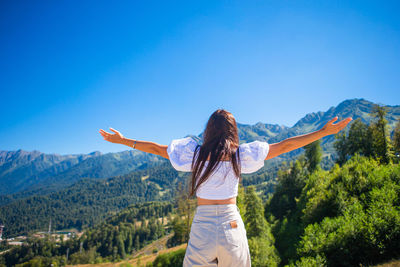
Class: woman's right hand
99,127,125,144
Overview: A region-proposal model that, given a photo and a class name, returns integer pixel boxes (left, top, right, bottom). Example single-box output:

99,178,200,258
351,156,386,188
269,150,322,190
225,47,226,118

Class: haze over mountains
1,98,399,197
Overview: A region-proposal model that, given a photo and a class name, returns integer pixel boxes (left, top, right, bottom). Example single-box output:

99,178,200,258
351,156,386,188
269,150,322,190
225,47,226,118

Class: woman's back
167,136,270,200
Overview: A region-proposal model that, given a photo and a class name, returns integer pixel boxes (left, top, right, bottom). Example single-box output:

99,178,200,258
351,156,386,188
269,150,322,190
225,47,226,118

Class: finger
337,117,352,126
109,127,119,134
335,120,352,131
100,132,111,136
328,116,338,124
100,132,112,138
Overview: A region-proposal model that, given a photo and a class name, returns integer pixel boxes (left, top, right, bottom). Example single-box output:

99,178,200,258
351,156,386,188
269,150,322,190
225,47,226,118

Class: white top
167,137,270,200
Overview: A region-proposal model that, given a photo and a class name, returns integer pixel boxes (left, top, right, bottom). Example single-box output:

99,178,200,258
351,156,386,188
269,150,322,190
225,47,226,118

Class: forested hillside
0,161,180,237
0,100,399,266
0,157,282,238
0,149,162,196
151,104,400,267
0,201,174,266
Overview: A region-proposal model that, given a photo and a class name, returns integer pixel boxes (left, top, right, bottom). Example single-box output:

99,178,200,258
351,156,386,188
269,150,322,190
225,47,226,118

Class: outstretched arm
265,116,352,160
99,128,169,159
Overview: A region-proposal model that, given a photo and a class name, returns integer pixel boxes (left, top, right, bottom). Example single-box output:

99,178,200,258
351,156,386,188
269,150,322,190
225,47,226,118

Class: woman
99,110,352,267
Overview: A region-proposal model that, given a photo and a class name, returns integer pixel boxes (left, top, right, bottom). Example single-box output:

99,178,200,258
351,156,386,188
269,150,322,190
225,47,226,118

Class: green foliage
333,118,374,165
244,186,268,239
265,153,400,266
0,147,161,196
334,106,396,166
149,248,186,267
1,201,173,266
14,255,67,267
68,247,100,264
333,131,348,166
346,118,374,157
287,254,327,267
264,158,309,265
393,118,400,157
393,118,400,154
236,183,246,218
266,159,307,221
0,163,179,237
370,104,394,164
248,236,280,267
244,185,280,266
166,182,196,248
295,155,400,266
304,140,322,173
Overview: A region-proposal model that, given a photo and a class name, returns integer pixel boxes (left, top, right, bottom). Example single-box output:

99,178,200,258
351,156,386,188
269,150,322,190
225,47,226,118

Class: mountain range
0,98,399,237
1,98,399,197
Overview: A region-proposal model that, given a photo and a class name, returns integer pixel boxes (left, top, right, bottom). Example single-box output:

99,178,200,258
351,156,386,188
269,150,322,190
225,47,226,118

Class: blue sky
1,0,399,155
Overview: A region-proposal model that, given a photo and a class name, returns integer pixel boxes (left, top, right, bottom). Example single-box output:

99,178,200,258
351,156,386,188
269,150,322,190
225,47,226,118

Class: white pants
183,204,251,267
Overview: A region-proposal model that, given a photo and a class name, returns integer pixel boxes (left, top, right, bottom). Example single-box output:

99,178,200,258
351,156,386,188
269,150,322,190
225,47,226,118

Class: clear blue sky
1,1,399,155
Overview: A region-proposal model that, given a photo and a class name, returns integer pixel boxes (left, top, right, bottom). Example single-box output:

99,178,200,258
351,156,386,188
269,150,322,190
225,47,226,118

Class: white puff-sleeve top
167,137,270,199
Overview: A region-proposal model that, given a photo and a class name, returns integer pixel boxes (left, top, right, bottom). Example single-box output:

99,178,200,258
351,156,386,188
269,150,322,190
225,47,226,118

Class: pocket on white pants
222,219,244,247
189,221,211,248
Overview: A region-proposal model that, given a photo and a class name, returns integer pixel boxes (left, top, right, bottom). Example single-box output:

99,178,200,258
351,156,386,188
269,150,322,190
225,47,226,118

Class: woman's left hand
320,116,352,136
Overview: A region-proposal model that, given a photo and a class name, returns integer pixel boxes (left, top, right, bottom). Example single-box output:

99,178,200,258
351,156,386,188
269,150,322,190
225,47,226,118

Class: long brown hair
189,109,241,197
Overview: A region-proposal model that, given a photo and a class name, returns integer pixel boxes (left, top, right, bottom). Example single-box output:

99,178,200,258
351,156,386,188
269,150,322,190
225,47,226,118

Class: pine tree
347,118,373,157
267,159,306,220
244,186,268,239
333,131,348,165
116,234,126,259
236,183,246,218
126,232,133,254
244,185,280,266
370,104,393,164
304,139,322,173
175,181,196,242
134,234,140,251
392,118,400,160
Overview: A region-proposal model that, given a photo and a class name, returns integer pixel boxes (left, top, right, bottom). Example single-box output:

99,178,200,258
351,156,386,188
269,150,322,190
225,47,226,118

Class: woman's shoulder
167,137,200,172
168,136,199,151
238,140,269,161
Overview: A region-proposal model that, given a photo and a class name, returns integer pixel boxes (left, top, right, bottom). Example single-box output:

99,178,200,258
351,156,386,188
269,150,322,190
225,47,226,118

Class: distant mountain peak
89,151,102,156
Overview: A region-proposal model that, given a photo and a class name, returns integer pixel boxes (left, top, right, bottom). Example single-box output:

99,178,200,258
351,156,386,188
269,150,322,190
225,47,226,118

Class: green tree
244,186,268,238
333,131,348,165
244,186,280,266
392,118,400,160
150,248,186,267
175,181,196,242
347,118,373,157
304,139,322,173
266,159,307,220
116,234,126,259
295,155,400,266
370,104,393,164
264,158,308,265
167,181,196,247
333,118,373,165
134,235,140,251
236,183,246,218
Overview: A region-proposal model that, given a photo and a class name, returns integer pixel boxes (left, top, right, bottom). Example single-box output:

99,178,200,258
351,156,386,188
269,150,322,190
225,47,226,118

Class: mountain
240,98,400,157
1,98,399,196
0,148,163,196
0,98,399,238
0,161,180,237
1,98,399,197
